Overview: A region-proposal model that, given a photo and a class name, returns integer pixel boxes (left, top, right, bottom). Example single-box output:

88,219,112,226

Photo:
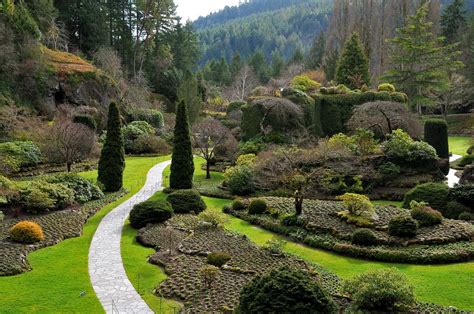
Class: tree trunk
206,160,211,179
294,190,303,215
67,162,72,172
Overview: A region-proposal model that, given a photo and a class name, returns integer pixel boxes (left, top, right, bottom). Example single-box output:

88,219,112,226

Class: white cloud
175,0,241,21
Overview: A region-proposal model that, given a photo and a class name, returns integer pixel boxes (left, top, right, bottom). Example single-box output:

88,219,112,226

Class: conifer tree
335,32,370,89
323,48,339,82
170,101,194,190
98,102,125,192
271,51,285,77
441,0,466,44
306,32,326,70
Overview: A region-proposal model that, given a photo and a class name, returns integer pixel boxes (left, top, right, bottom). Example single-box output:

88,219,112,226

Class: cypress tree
335,32,370,89
98,102,125,192
170,101,194,189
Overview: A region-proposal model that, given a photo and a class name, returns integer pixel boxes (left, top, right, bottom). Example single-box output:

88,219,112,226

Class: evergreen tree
177,71,202,124
441,0,467,44
335,32,370,89
170,101,194,190
323,48,339,82
98,102,125,192
230,52,243,79
289,47,304,65
383,3,464,113
271,50,285,77
250,49,270,84
306,32,326,70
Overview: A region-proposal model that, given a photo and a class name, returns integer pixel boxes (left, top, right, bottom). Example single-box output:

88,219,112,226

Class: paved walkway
89,160,171,314
447,154,462,188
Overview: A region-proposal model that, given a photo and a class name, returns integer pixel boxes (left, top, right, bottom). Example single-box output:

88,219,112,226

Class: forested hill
195,0,333,65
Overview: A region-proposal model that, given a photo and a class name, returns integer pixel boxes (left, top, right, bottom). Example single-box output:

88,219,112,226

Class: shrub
343,268,415,312
73,114,97,130
337,193,375,218
352,228,378,246
449,184,474,208
46,173,103,204
248,198,267,215
10,221,45,244
265,238,286,254
459,212,474,221
378,162,400,177
238,267,337,313
410,201,442,227
424,119,449,159
383,129,437,164
226,101,246,114
224,166,255,196
238,139,266,155
18,181,74,213
0,211,4,222
402,182,449,211
0,141,42,174
378,83,396,92
122,121,156,153
132,135,171,155
231,199,247,211
290,75,321,93
130,109,164,129
236,154,257,167
389,215,418,238
445,200,471,219
250,86,269,97
207,252,231,267
166,189,206,214
198,210,228,227
129,199,173,229
458,155,474,167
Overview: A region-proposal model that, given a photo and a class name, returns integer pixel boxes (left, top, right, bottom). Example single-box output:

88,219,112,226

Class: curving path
89,160,171,313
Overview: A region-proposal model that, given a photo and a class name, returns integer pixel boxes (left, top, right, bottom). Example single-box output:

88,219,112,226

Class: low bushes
445,201,471,219
337,193,375,227
129,199,173,229
352,228,377,246
377,83,396,92
166,189,206,214
403,182,449,211
45,173,103,204
10,221,45,244
458,155,474,167
383,129,437,165
231,199,247,211
224,165,255,196
206,252,231,267
122,121,156,153
18,181,74,213
132,135,171,155
410,201,442,227
248,198,267,215
343,268,415,312
0,141,42,174
198,210,228,227
389,216,418,238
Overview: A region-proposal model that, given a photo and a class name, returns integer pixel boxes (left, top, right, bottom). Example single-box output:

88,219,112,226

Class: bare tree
431,73,471,117
94,47,123,81
43,18,68,51
227,65,258,101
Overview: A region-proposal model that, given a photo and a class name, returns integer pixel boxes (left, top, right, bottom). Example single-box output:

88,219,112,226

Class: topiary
10,221,45,244
424,119,449,160
207,252,231,267
129,199,173,229
238,267,337,313
248,198,267,215
352,228,378,246
343,268,415,312
231,199,247,211
166,189,206,214
410,201,442,227
389,215,418,238
378,83,396,92
402,182,449,211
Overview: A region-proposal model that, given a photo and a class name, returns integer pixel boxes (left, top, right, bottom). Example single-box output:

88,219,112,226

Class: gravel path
89,160,171,313
447,154,463,188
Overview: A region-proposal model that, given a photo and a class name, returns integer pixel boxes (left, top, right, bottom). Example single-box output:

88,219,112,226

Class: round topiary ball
10,221,45,244
238,267,337,313
166,189,206,214
389,215,418,238
129,199,173,229
352,228,378,246
248,198,267,215
232,199,247,211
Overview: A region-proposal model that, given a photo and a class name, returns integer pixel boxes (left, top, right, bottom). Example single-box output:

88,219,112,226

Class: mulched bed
0,191,125,276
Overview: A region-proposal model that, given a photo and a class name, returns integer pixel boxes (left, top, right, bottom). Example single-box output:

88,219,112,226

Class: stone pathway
447,154,462,188
89,160,171,314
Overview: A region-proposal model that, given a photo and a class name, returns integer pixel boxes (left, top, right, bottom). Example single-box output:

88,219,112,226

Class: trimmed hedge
424,119,449,159
166,189,206,214
402,183,449,212
10,221,45,244
248,198,267,215
129,199,173,229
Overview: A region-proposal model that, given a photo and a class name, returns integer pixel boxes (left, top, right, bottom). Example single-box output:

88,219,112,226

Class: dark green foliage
389,216,418,238
449,184,474,208
18,181,74,213
335,33,370,89
0,141,42,174
226,101,246,114
129,199,173,229
122,121,155,153
445,201,471,219
46,173,103,204
238,267,337,313
130,109,164,129
323,48,339,81
238,138,267,155
232,200,247,211
403,183,450,211
248,199,267,215
411,206,443,227
441,0,467,44
166,189,206,214
378,162,401,178
206,252,231,267
458,155,474,167
459,212,474,221
306,32,326,69
225,166,256,196
424,119,449,159
73,114,97,131
170,101,194,189
98,103,125,192
351,228,377,246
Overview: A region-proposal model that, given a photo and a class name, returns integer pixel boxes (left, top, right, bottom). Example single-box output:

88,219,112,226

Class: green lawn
449,136,472,156
0,156,167,313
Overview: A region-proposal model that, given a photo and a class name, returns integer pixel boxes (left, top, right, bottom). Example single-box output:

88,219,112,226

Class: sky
175,0,241,21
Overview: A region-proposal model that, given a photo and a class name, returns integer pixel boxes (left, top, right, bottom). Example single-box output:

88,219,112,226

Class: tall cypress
170,101,194,189
335,32,370,89
98,102,125,192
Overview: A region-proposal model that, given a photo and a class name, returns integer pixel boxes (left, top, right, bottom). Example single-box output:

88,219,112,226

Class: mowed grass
0,156,167,313
449,136,472,156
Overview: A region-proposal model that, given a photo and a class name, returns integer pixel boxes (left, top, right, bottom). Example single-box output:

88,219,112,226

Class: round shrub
122,121,155,153
131,109,164,129
132,135,171,155
238,267,337,313
231,199,247,211
389,215,418,238
166,189,206,214
410,204,442,227
402,182,449,211
445,201,471,219
248,198,267,215
352,228,378,246
343,268,415,312
459,212,474,221
383,129,437,164
224,165,255,196
10,221,45,244
207,252,231,267
378,83,396,92
129,199,173,229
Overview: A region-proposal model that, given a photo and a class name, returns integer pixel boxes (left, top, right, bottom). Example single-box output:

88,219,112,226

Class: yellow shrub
10,221,44,244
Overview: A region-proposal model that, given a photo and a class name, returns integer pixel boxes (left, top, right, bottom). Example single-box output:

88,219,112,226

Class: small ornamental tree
424,119,449,159
98,103,125,192
335,32,370,89
170,101,194,189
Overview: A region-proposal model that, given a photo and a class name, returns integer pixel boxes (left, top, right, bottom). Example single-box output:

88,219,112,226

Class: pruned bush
402,182,449,211
231,199,247,211
238,267,337,313
167,189,206,214
424,119,449,159
459,212,474,221
224,165,255,196
130,108,164,129
290,75,321,93
10,221,45,244
449,184,474,208
410,201,442,227
129,199,173,229
122,121,155,153
343,268,415,312
198,210,228,227
132,135,171,155
378,83,396,92
352,228,378,246
45,173,103,204
248,198,267,215
207,252,231,267
389,215,418,238
337,193,375,218
18,181,74,213
383,129,437,164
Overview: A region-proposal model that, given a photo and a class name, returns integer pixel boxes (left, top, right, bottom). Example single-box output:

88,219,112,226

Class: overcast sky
175,0,241,21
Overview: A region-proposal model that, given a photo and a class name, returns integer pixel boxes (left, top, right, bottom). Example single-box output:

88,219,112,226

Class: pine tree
271,51,285,77
323,48,339,82
170,101,194,190
230,52,243,79
335,32,370,89
177,71,202,124
306,32,326,70
289,47,304,65
441,0,466,44
383,2,464,113
250,49,270,84
98,102,125,192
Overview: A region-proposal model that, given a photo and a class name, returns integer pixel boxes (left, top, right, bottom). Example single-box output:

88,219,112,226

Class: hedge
424,119,449,159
